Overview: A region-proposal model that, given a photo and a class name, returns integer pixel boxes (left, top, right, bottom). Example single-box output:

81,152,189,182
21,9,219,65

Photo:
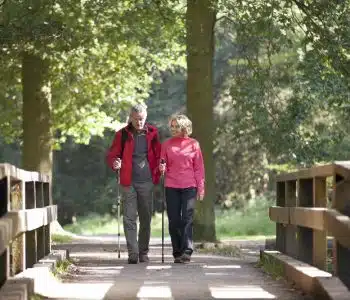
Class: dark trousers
165,187,196,258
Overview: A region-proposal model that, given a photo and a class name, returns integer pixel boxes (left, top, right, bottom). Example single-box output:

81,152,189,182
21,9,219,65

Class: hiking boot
128,254,138,264
139,254,149,263
174,256,182,263
180,253,191,263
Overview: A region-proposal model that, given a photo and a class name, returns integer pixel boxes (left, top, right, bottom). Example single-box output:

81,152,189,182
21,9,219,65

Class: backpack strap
120,123,158,159
120,128,128,159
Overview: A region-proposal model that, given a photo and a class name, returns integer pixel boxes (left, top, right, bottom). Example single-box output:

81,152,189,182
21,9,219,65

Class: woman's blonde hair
168,114,193,136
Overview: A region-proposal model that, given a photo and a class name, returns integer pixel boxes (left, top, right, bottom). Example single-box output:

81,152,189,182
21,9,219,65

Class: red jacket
106,123,161,186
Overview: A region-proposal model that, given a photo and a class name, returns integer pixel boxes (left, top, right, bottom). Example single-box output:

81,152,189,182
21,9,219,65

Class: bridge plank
276,164,334,182
0,164,49,183
0,278,34,300
324,210,350,249
269,206,289,224
261,250,350,299
289,208,326,231
0,206,57,256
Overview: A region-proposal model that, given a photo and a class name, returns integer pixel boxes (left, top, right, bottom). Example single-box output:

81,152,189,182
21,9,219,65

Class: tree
186,0,217,241
0,1,184,175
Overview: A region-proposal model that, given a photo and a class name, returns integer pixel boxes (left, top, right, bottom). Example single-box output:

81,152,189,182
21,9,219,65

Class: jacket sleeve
153,128,162,164
106,130,122,170
193,141,205,197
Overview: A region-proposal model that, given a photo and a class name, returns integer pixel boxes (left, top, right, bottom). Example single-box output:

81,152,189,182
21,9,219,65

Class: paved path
39,237,313,300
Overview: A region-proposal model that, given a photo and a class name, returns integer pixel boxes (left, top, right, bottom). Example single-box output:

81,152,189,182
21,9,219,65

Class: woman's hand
197,194,204,201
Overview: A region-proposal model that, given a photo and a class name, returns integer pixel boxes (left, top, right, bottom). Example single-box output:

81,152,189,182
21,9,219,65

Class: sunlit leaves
0,0,185,144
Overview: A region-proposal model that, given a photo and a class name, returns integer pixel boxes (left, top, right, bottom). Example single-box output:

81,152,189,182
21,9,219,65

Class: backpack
120,124,157,159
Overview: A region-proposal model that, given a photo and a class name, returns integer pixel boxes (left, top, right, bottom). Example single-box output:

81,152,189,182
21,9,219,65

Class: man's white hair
130,103,147,114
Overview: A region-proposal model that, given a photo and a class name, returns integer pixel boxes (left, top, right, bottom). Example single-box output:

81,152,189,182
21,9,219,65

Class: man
106,104,161,264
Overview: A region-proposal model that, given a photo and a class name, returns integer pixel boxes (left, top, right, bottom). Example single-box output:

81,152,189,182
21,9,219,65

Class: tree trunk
22,52,53,176
186,0,217,241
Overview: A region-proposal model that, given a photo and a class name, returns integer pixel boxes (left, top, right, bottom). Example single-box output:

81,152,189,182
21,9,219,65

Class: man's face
130,111,147,130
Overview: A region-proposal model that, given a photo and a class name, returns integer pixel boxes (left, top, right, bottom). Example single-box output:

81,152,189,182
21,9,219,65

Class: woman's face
170,120,182,137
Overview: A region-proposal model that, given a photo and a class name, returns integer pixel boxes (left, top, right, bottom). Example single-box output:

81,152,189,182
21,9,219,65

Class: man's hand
159,162,166,175
113,158,122,170
197,194,204,201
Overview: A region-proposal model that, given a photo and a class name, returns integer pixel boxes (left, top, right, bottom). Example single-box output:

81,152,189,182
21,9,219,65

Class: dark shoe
139,254,149,263
128,254,138,264
180,253,191,263
174,257,182,263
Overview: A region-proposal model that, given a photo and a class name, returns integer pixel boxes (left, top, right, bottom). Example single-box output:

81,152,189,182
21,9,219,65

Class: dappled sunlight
78,266,124,270
295,266,331,277
146,265,172,270
77,265,124,276
203,264,241,269
137,284,173,299
71,251,122,259
53,283,114,299
192,254,239,260
335,215,350,222
209,285,276,299
205,272,235,276
39,282,114,299
263,250,279,254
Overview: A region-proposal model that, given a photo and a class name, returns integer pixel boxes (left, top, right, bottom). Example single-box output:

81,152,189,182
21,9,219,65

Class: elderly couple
106,104,205,264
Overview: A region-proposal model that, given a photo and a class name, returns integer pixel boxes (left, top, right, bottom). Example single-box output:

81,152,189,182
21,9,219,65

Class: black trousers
165,187,196,258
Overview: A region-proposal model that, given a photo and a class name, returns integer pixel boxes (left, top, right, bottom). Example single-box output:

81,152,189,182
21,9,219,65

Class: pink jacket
160,136,205,196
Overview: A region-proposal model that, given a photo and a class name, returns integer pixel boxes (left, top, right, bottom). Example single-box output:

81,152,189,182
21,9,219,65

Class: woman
159,114,205,263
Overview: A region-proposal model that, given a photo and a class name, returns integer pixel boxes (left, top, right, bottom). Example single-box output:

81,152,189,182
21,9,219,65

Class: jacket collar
126,122,151,134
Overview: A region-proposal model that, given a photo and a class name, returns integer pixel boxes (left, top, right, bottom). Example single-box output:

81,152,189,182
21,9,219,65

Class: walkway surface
38,236,314,300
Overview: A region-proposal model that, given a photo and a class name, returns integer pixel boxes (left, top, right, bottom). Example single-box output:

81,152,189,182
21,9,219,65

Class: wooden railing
267,161,350,296
0,163,57,292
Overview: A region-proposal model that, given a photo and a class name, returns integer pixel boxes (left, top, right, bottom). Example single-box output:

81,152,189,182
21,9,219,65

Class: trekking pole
160,159,165,263
116,167,121,259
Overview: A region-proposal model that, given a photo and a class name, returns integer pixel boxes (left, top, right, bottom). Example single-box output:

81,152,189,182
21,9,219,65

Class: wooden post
25,181,37,268
297,178,313,264
43,182,51,255
332,173,350,288
0,176,10,288
35,182,45,261
276,181,286,253
312,177,327,270
285,180,297,258
10,182,26,275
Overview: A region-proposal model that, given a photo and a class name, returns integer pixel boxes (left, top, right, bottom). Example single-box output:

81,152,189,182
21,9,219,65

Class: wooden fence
0,163,57,292
265,161,350,298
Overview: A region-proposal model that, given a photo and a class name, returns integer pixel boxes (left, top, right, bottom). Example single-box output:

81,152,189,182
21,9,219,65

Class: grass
64,212,170,237
258,253,284,280
30,295,45,300
197,243,242,257
51,233,73,243
215,204,275,239
63,194,276,240
51,259,73,279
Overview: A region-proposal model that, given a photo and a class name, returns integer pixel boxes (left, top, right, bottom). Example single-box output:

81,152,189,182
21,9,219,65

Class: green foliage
0,0,185,145
30,295,45,300
63,193,275,239
64,212,170,237
2,0,350,226
259,253,284,280
215,193,276,238
52,259,72,278
51,233,73,244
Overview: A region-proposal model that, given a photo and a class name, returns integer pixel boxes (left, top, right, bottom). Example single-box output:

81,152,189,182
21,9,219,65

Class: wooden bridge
0,162,350,299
